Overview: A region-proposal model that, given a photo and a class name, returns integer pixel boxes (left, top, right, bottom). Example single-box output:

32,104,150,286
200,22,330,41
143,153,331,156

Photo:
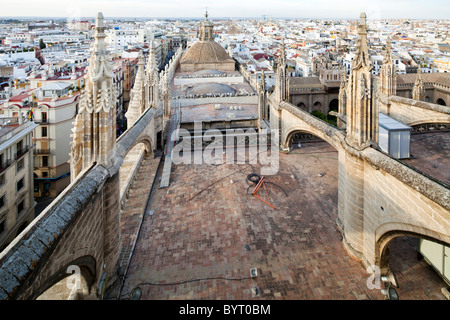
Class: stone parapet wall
360,147,450,268
0,163,110,299
377,93,450,127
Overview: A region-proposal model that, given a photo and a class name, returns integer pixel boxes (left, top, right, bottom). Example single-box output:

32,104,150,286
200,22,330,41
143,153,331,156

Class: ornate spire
383,37,393,64
126,51,146,126
258,70,268,125
279,38,286,66
144,43,159,108
70,12,118,181
274,39,289,102
336,70,348,129
135,50,145,84
259,70,266,92
352,13,372,71
339,69,347,91
146,43,158,76
412,66,425,101
380,36,396,96
79,12,117,114
162,69,170,119
344,12,378,150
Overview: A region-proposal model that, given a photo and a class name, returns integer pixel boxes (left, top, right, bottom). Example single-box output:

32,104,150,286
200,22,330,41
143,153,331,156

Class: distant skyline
0,0,449,20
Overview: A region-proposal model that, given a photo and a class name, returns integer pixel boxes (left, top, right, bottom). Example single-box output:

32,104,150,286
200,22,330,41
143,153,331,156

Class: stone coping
388,95,450,114
0,162,107,299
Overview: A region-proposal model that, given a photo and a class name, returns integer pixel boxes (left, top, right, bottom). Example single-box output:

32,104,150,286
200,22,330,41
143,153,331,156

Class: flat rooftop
402,131,450,186
120,141,448,300
179,103,258,124
170,69,258,125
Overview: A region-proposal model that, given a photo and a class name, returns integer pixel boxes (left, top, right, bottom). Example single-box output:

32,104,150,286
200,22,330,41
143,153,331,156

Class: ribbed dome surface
181,41,234,65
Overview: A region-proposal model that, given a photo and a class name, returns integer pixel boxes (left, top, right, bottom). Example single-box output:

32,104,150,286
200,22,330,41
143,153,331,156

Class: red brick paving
119,142,448,300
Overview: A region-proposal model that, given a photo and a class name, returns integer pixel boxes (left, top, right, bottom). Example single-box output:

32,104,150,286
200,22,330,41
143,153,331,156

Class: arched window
436,98,446,106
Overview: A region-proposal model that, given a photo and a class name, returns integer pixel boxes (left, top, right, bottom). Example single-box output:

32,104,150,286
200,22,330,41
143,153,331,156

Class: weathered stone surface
362,148,449,211
0,268,19,298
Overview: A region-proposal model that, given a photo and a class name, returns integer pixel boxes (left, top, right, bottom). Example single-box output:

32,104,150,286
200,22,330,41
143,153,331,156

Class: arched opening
35,256,97,300
377,232,450,300
37,267,93,300
313,101,322,111
297,102,307,111
425,96,430,103
436,98,446,106
287,129,329,150
328,99,339,125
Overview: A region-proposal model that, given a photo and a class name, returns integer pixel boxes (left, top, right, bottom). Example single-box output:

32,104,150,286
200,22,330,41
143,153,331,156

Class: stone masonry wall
0,164,114,299
361,148,450,268
378,94,450,126
341,152,366,260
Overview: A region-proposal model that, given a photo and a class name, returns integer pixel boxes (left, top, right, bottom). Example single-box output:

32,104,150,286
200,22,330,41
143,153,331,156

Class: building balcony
15,145,32,160
0,160,12,174
35,120,49,125
34,148,50,155
34,164,49,171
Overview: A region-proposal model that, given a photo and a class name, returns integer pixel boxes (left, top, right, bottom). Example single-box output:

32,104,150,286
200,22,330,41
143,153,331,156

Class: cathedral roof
180,41,234,65
397,73,450,87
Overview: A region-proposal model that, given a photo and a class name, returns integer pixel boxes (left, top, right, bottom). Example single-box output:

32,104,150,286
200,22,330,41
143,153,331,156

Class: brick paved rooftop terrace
119,140,448,300
402,131,450,186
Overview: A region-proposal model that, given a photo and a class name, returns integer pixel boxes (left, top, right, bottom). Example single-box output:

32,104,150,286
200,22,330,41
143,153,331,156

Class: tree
39,39,46,50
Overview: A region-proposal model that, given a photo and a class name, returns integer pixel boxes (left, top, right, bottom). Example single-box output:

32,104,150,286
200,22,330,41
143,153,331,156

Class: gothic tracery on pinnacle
70,12,118,181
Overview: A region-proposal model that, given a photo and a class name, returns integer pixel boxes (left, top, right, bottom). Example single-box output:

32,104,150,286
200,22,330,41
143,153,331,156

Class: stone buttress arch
283,127,339,151
33,255,97,300
374,223,450,273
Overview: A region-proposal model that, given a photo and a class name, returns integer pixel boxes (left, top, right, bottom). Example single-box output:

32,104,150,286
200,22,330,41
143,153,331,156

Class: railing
0,117,19,126
0,160,12,173
34,148,50,155
15,145,32,160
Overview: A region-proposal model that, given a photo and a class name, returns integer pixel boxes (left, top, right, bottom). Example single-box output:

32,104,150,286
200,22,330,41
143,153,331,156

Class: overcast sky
1,0,449,19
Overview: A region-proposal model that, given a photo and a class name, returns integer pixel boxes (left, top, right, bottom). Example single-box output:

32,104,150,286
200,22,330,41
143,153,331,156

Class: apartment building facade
0,116,38,251
1,84,79,198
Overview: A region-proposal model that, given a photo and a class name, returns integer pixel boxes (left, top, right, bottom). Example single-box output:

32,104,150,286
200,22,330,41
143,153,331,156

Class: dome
179,12,235,73
186,83,236,96
180,41,234,65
